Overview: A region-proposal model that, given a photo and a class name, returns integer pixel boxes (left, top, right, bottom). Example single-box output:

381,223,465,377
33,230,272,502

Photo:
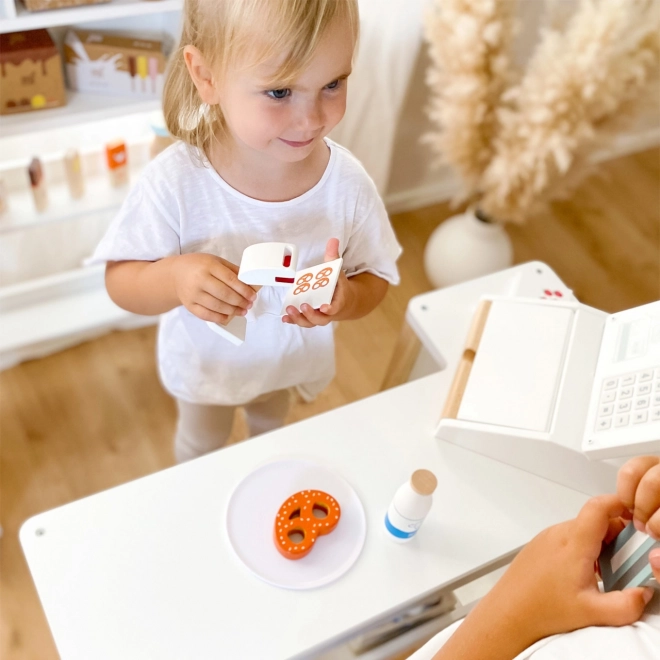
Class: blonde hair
163,0,359,158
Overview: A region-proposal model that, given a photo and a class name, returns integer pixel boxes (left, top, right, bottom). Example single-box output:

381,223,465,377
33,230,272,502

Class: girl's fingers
617,457,660,511
203,278,254,310
323,237,340,262
190,303,232,325
299,304,331,326
284,306,314,328
210,264,258,304
197,291,247,317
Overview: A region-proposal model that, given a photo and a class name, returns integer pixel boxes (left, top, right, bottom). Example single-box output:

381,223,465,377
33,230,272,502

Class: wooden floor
1,148,658,660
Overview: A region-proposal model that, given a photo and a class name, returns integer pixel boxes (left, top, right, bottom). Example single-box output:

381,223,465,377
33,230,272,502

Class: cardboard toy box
0,29,67,116
64,30,167,99
22,0,109,12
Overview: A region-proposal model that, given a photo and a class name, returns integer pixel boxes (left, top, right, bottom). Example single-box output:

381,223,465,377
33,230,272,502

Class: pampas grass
424,0,518,196
425,0,660,224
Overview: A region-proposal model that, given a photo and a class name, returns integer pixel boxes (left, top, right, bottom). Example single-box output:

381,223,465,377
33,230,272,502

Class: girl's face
218,16,354,163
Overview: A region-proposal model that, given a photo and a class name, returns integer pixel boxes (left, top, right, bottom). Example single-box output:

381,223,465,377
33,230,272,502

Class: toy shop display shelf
0,137,154,369
0,263,155,370
1,170,129,234
0,0,182,33
0,90,161,139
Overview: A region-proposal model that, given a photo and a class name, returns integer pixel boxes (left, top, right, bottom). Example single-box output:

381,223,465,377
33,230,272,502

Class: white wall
384,0,660,212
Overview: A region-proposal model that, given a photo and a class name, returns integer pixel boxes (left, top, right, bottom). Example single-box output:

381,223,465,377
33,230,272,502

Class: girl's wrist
157,255,186,309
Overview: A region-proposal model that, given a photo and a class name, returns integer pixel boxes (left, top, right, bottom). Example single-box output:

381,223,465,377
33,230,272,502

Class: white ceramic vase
423,209,513,288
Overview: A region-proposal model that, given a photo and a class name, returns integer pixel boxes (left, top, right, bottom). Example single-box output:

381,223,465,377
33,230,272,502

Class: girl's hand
172,253,257,325
282,238,354,327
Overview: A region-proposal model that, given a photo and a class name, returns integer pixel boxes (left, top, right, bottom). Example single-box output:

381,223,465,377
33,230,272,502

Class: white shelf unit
0,0,182,33
0,0,182,369
0,90,160,139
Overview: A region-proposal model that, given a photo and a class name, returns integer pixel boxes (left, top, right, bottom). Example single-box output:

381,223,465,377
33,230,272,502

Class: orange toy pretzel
273,490,341,560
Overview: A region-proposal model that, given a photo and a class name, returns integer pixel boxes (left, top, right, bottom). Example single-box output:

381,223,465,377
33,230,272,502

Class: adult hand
282,238,353,327
434,494,655,660
172,253,257,325
488,496,653,641
617,455,660,582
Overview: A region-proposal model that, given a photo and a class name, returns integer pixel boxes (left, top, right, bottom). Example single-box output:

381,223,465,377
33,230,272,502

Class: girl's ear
183,45,221,105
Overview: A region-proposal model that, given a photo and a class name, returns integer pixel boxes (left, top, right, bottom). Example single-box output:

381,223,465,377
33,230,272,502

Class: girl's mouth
279,137,315,148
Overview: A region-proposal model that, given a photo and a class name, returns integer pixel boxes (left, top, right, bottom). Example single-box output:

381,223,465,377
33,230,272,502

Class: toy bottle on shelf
64,149,84,199
384,469,437,542
28,157,48,212
105,140,129,188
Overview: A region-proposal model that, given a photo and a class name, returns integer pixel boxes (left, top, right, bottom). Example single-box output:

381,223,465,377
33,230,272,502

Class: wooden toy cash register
437,297,660,496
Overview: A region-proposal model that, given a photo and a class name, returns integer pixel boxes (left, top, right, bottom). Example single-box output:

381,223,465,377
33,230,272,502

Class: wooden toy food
274,490,341,560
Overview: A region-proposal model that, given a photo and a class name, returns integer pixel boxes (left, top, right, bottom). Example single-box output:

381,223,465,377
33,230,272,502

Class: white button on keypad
601,390,616,404
637,383,652,396
615,400,631,413
633,410,648,424
596,367,660,432
614,414,630,428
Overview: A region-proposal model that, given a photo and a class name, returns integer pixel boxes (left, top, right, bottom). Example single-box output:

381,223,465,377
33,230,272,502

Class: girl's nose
298,98,323,131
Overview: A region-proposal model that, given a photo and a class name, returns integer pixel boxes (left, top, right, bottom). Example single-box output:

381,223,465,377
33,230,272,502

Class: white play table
21,263,590,659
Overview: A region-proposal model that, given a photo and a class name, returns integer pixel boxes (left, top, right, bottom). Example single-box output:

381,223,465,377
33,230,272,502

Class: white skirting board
384,125,660,215
1,126,658,372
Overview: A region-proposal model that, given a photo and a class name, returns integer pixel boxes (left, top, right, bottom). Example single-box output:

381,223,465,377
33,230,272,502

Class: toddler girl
90,0,402,462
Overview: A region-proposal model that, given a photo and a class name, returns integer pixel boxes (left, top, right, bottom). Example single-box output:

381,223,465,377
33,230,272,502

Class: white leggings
174,389,291,463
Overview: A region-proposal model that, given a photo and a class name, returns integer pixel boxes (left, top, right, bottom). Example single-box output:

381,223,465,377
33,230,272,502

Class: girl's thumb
324,238,340,262
589,587,654,627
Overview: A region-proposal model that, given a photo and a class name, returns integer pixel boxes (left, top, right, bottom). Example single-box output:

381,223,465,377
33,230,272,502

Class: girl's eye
266,88,290,100
326,79,340,90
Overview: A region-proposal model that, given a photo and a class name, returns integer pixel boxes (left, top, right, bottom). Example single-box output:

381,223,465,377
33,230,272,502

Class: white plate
225,458,366,590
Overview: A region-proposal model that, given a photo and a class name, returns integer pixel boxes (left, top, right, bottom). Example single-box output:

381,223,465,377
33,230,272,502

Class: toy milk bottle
385,469,437,542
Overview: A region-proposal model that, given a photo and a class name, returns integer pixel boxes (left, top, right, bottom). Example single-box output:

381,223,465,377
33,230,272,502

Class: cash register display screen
615,318,653,363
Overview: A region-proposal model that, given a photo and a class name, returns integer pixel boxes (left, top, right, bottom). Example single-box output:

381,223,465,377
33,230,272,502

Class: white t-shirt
90,139,401,405
409,592,660,660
